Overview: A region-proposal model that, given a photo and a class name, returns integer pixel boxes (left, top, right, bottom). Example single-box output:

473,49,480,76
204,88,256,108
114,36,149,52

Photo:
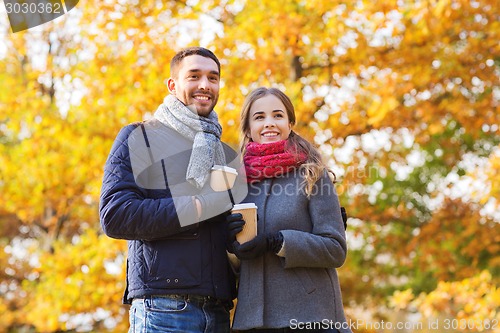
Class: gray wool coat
232,170,353,332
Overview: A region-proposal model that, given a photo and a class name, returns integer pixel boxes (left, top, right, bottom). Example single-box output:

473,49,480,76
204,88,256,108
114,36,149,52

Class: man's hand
226,213,245,253
195,191,233,221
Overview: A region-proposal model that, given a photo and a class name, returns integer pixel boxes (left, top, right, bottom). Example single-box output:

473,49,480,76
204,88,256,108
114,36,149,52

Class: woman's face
248,94,292,144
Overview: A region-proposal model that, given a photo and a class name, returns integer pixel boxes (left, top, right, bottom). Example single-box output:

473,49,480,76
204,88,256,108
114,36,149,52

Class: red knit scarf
243,140,307,183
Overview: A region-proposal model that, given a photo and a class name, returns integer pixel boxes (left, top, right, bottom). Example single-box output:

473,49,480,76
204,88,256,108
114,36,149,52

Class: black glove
226,213,245,253
341,206,347,230
232,232,284,260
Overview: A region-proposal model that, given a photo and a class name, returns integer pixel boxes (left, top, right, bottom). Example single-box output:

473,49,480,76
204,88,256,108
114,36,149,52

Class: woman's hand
232,232,283,260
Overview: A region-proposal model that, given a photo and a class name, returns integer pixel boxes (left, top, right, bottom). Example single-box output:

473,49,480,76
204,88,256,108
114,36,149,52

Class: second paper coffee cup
231,203,257,244
210,165,238,192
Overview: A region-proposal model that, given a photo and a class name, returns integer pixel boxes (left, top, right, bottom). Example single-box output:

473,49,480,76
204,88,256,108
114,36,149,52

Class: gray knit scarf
154,94,225,189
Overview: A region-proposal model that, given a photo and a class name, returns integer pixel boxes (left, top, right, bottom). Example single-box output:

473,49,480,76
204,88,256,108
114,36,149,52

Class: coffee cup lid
211,165,238,175
232,203,257,209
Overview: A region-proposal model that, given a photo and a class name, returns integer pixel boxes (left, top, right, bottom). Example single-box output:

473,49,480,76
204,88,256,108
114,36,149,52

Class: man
99,47,246,333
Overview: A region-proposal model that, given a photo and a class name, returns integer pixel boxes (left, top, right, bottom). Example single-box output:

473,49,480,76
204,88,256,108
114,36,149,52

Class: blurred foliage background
0,0,499,332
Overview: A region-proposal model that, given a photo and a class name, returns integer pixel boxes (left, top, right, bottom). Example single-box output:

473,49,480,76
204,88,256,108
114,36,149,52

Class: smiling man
99,47,247,333
168,51,220,117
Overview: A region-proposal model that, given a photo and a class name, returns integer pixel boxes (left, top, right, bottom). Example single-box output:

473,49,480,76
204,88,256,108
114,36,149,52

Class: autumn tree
0,0,499,331
214,0,500,316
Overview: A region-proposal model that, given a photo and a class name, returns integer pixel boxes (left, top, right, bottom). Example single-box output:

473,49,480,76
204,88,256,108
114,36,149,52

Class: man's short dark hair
170,47,221,79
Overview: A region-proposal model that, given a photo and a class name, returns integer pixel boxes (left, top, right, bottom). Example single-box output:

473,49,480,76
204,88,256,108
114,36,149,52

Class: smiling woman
240,88,295,148
247,94,292,144
228,87,352,332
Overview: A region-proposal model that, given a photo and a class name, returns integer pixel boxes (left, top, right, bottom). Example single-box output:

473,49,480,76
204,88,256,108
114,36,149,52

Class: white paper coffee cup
231,203,257,244
210,165,238,192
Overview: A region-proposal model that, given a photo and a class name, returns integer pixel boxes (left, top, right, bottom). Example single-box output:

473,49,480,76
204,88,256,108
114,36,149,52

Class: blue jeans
128,295,232,333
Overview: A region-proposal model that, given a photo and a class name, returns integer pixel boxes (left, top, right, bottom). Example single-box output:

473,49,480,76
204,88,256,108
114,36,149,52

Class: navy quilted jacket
99,119,241,303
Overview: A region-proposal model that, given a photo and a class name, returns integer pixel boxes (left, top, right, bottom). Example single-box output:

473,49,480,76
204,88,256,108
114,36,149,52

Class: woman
227,87,352,333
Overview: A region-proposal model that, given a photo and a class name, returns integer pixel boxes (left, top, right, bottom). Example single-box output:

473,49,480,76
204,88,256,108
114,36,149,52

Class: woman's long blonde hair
240,87,335,196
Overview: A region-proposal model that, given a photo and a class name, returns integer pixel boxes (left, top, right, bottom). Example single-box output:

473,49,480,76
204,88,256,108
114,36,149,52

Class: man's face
167,55,220,117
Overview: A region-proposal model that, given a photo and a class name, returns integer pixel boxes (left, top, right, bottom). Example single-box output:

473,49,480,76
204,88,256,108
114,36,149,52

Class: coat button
167,279,170,283
174,279,179,283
